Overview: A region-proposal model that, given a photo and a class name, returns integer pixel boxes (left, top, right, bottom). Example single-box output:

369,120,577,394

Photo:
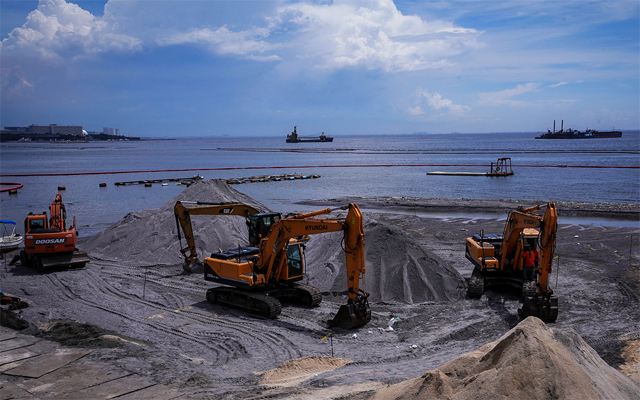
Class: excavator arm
174,201,261,267
255,203,370,328
499,203,557,296
516,203,558,322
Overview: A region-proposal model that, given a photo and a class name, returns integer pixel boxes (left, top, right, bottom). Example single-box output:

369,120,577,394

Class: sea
1,132,639,236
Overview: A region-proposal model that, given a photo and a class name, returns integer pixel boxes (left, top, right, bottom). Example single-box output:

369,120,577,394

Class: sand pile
82,179,269,267
371,317,640,400
259,356,352,387
305,219,466,303
83,180,465,302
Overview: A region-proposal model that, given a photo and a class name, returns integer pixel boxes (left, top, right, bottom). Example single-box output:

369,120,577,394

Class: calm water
1,132,639,236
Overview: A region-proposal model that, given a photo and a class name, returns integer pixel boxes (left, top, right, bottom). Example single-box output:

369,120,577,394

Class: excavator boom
253,203,369,328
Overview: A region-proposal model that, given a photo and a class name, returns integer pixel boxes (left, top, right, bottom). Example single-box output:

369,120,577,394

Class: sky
1,0,638,137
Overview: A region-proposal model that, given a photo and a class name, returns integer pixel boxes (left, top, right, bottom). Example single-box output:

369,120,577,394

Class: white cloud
0,0,141,60
414,87,470,114
408,106,424,116
157,26,281,61
477,83,541,106
277,0,483,72
549,81,569,88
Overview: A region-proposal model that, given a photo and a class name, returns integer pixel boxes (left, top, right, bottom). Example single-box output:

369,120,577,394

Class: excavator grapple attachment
328,298,371,329
519,294,558,322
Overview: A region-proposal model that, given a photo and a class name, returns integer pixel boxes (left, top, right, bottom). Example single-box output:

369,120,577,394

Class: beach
0,179,638,399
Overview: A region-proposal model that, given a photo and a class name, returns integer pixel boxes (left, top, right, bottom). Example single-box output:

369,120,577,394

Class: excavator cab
247,212,281,246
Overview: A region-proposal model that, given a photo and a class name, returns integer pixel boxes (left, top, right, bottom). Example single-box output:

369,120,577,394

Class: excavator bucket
328,299,371,329
183,259,204,273
519,294,558,322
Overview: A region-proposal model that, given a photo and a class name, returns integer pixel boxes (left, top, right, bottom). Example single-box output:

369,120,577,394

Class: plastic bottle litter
387,317,402,331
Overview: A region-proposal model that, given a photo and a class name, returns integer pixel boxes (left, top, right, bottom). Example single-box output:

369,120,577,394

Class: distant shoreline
299,196,640,221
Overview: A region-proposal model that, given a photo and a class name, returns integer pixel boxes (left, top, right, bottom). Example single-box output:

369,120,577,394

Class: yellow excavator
174,201,370,329
464,203,558,322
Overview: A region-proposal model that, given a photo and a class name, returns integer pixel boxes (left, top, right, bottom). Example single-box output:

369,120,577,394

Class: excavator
174,201,370,329
21,194,90,271
464,203,558,322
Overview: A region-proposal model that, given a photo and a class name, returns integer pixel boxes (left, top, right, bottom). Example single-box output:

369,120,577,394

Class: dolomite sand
0,179,638,399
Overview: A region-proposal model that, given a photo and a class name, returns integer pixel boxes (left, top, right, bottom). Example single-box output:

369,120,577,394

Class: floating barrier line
0,182,24,192
1,163,638,178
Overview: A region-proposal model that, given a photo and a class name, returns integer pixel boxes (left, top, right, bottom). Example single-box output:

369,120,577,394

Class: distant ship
536,120,622,139
286,126,334,143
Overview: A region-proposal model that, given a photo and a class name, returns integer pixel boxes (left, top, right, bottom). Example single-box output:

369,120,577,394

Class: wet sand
0,182,638,399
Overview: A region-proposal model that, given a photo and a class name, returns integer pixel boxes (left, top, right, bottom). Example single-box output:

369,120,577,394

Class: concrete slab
0,347,38,365
0,330,17,342
115,383,185,400
17,363,129,396
64,374,156,399
4,348,91,378
0,379,37,399
0,337,36,352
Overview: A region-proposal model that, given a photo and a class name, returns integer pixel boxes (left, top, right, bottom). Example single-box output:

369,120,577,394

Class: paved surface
0,323,184,400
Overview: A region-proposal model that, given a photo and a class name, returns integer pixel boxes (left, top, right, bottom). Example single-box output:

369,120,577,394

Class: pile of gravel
83,180,466,302
304,217,466,303
82,179,269,267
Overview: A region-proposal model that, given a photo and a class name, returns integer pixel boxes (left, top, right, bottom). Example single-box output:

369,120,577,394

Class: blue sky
1,0,638,137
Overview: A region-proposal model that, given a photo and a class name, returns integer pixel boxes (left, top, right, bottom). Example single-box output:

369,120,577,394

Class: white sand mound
82,179,269,267
371,317,640,400
259,356,351,387
305,219,466,303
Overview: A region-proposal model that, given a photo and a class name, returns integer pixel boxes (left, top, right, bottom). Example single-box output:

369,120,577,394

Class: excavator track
268,282,323,307
467,269,485,298
206,287,282,319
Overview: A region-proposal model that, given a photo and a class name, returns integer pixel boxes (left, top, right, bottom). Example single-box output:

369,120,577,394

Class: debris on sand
259,356,352,387
370,317,640,400
305,220,466,303
82,179,269,267
32,319,124,348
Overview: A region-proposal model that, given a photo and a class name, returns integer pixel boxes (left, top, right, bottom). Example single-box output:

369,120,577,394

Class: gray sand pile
82,179,269,267
305,218,466,303
83,180,465,302
371,317,640,400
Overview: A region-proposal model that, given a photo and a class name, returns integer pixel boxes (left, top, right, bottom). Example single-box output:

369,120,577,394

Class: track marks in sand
45,267,303,366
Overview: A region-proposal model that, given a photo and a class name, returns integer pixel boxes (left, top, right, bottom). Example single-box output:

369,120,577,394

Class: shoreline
298,196,640,221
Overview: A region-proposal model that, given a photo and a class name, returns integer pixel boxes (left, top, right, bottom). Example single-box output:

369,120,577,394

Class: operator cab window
287,244,303,278
29,219,45,231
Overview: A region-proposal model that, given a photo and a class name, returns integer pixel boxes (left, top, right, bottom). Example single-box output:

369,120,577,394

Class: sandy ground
0,183,638,399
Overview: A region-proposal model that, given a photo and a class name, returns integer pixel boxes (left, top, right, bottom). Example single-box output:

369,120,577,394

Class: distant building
0,124,83,141
103,127,121,136
30,124,83,135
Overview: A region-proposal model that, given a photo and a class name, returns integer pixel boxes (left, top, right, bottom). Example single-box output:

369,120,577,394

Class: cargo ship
536,120,622,139
286,126,334,143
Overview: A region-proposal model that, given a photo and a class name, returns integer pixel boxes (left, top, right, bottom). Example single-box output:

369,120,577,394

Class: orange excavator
464,203,558,322
21,194,90,271
175,201,370,329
